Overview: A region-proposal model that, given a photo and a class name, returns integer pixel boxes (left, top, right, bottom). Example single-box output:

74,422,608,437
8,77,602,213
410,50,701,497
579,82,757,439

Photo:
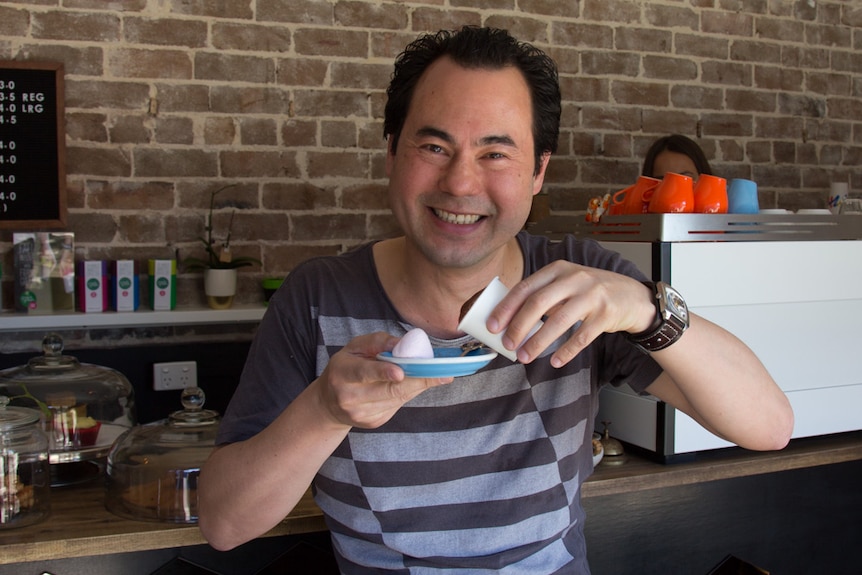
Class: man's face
386,57,549,270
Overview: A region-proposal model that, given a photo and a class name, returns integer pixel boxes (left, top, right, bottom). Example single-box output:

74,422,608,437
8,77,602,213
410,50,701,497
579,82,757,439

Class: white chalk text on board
0,61,66,230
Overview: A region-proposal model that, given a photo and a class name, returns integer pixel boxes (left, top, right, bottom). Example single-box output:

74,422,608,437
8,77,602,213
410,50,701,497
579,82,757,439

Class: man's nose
439,153,480,196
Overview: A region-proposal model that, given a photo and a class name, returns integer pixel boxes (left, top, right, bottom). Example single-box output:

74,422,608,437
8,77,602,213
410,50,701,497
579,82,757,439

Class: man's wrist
626,281,690,353
628,282,663,337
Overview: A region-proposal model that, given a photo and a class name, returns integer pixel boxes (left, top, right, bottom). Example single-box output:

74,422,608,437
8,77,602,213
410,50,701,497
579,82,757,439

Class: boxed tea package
111,260,140,312
13,232,75,314
148,259,176,311
77,260,109,313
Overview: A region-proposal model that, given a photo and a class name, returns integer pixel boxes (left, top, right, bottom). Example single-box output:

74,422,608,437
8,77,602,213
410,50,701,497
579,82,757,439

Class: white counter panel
597,238,862,457
693,300,862,393
669,241,862,307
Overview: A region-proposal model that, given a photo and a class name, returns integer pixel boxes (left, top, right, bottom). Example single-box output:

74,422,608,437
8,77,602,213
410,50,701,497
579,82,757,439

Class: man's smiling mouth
433,208,482,225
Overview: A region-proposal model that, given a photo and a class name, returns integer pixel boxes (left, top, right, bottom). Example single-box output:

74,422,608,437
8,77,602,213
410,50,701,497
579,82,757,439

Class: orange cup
646,172,694,213
607,193,626,215
610,176,661,215
609,185,634,215
693,174,728,214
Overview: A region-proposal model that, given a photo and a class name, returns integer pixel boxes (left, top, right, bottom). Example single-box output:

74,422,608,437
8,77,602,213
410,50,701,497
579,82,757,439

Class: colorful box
13,232,75,314
148,259,176,311
111,260,140,312
76,260,108,313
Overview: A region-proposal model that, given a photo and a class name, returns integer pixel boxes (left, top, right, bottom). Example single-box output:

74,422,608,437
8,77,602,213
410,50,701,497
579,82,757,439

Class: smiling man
199,27,793,574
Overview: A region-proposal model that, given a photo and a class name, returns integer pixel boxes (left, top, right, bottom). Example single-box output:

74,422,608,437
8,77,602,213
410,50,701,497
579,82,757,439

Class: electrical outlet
153,361,197,391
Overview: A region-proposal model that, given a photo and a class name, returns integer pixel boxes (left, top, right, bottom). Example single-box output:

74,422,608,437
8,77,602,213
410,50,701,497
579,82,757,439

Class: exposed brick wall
0,0,860,349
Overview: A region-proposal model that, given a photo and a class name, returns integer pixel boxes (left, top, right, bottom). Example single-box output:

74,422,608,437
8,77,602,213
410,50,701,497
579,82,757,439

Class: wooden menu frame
0,60,66,230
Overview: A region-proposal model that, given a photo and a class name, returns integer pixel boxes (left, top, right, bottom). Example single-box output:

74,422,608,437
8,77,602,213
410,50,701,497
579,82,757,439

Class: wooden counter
0,483,326,566
1,431,860,566
582,430,862,498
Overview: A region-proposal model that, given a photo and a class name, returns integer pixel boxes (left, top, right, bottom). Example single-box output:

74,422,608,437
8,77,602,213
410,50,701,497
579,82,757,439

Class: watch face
665,290,688,320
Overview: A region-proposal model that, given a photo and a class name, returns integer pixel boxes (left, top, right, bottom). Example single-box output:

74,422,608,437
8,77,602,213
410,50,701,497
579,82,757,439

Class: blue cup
727,178,759,214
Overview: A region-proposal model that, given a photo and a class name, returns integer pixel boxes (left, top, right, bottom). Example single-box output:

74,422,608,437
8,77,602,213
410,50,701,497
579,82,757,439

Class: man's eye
424,144,444,154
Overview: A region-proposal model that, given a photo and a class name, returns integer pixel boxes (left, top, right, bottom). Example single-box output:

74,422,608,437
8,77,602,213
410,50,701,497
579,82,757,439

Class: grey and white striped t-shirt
217,232,661,574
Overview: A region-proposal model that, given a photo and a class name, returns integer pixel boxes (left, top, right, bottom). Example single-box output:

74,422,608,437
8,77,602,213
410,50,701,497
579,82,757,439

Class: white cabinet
536,214,862,459
602,239,862,458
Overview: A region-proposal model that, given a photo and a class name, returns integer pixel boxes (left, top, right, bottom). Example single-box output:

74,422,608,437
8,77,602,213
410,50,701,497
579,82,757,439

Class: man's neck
373,237,524,338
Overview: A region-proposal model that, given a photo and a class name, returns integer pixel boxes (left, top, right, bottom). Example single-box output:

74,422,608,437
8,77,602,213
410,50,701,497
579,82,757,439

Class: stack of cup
646,172,695,213
727,178,759,214
608,176,661,215
693,174,728,213
608,173,735,215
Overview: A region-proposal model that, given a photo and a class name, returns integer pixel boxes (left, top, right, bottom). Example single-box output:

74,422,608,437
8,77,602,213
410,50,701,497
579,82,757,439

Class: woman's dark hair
384,26,561,176
641,134,713,178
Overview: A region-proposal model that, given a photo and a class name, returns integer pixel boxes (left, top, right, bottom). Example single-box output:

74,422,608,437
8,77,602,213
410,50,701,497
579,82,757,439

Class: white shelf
0,305,266,332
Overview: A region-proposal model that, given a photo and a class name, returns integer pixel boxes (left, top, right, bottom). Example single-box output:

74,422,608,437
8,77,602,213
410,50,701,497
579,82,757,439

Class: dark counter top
582,430,862,498
1,431,860,565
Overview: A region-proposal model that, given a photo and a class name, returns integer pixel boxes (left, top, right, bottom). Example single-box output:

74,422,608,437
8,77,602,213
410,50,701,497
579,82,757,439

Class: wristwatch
627,281,690,353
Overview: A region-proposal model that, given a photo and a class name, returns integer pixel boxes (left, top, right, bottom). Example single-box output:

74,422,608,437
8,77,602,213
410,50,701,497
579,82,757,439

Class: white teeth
433,208,481,225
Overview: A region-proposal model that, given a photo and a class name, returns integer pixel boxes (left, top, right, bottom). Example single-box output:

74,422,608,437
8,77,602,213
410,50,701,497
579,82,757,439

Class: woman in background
642,134,713,182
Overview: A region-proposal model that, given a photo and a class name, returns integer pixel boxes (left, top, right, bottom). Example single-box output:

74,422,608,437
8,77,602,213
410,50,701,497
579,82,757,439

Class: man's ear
533,152,552,195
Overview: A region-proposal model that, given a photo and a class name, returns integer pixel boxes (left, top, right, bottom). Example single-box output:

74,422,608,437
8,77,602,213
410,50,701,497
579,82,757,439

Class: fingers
489,263,580,360
542,317,602,368
491,266,560,333
318,332,453,429
486,262,648,367
332,373,453,430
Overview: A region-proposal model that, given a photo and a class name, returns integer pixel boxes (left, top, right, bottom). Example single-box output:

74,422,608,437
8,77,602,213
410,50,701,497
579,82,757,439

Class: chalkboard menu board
0,61,66,230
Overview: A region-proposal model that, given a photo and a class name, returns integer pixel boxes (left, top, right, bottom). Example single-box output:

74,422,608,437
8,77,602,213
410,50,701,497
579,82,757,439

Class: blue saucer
377,347,497,378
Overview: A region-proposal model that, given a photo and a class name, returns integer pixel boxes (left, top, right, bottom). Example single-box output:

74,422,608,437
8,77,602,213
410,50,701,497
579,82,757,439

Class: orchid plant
182,186,262,271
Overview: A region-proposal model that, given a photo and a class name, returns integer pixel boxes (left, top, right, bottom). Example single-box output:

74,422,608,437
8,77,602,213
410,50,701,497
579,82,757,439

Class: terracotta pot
204,269,237,310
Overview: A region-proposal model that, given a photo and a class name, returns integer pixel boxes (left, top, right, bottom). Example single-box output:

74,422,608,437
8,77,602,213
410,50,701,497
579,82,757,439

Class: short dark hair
384,26,561,176
642,134,713,178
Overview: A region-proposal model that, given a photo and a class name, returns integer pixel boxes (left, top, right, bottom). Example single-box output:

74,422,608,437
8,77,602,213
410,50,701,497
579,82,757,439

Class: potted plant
183,186,261,309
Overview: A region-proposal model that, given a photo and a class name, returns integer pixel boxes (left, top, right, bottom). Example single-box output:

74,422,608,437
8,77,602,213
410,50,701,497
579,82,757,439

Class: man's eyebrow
416,126,452,142
415,127,517,148
481,134,517,147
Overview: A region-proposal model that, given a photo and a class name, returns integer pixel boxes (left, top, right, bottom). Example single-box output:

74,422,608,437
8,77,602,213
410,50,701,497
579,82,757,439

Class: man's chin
413,241,495,270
